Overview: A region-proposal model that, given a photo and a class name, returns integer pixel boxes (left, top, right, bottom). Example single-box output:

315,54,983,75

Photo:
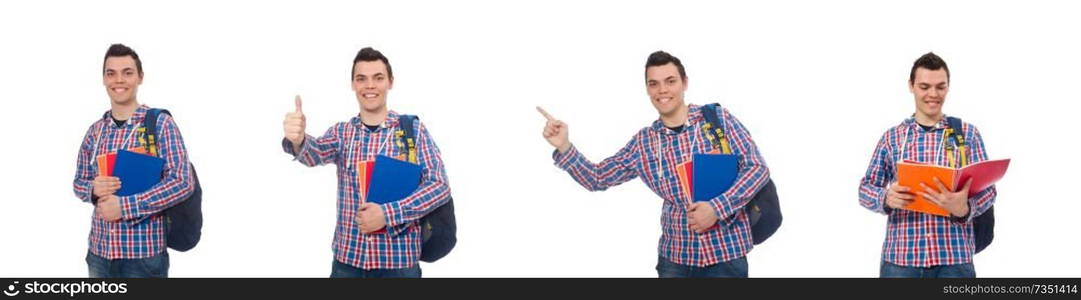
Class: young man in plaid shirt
282,47,451,278
72,44,196,278
858,52,997,278
537,51,770,277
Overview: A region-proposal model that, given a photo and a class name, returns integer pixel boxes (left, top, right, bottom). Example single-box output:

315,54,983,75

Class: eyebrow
104,67,136,73
647,76,678,83
354,72,386,78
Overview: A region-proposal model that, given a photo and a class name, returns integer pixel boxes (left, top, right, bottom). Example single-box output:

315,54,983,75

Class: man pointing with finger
282,47,451,278
539,51,771,277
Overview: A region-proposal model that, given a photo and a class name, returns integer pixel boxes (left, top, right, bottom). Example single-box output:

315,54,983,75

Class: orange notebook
895,158,1010,216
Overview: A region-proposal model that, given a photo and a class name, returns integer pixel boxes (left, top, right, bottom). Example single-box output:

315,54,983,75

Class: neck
914,112,943,127
660,104,689,128
359,107,389,126
110,99,139,120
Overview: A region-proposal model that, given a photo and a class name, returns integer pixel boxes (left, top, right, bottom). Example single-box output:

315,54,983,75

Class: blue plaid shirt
284,110,451,270
73,105,196,259
553,104,770,267
859,116,997,267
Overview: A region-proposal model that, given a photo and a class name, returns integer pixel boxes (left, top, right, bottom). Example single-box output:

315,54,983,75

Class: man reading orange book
857,52,999,278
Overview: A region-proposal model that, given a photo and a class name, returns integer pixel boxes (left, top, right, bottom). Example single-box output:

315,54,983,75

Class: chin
111,96,134,105
919,108,941,116
660,102,681,115
361,101,385,112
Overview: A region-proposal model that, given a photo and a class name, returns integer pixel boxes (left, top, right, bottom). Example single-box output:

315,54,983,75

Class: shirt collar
102,105,149,128
650,103,703,135
349,110,401,130
903,114,952,132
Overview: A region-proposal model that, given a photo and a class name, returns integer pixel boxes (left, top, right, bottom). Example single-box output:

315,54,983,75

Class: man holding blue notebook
537,51,771,277
72,44,196,278
858,52,997,278
282,47,451,278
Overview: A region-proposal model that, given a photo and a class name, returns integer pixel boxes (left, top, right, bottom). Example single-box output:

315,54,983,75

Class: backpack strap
944,116,967,167
700,103,732,154
142,108,171,157
396,115,419,163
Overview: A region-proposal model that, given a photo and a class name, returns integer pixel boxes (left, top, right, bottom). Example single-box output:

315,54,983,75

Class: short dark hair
102,43,143,76
909,52,949,84
645,50,687,80
351,47,393,81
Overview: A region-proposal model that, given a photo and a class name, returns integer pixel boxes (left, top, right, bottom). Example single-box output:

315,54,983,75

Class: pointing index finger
536,106,555,121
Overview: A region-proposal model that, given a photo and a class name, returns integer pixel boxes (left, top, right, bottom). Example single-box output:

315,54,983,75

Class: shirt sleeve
283,123,343,167
552,133,641,192
859,130,896,214
73,123,99,203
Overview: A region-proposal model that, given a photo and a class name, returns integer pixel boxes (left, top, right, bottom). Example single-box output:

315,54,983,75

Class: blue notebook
692,153,739,202
366,155,422,204
113,150,166,196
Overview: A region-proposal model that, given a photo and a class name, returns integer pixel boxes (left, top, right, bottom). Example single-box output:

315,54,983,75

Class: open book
895,158,1010,216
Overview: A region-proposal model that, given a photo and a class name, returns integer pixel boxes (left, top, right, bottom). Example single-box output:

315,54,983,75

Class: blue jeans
86,250,169,278
656,256,748,278
880,260,976,278
330,260,421,278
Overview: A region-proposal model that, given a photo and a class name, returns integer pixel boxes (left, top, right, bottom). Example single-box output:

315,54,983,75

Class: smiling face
909,67,949,121
645,62,688,117
351,60,393,113
102,56,142,105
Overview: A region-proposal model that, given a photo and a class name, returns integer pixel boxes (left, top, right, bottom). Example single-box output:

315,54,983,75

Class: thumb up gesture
284,95,307,148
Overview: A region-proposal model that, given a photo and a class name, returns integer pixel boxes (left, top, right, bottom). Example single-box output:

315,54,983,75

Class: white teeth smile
362,93,378,98
112,88,127,93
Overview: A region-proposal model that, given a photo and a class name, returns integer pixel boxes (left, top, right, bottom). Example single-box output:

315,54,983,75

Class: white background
1,0,1078,277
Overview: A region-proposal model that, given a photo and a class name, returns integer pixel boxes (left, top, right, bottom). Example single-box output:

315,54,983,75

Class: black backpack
945,117,995,254
396,115,457,262
143,109,204,252
700,103,781,245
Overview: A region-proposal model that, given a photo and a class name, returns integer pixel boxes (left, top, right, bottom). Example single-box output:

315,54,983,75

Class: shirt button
367,236,374,242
